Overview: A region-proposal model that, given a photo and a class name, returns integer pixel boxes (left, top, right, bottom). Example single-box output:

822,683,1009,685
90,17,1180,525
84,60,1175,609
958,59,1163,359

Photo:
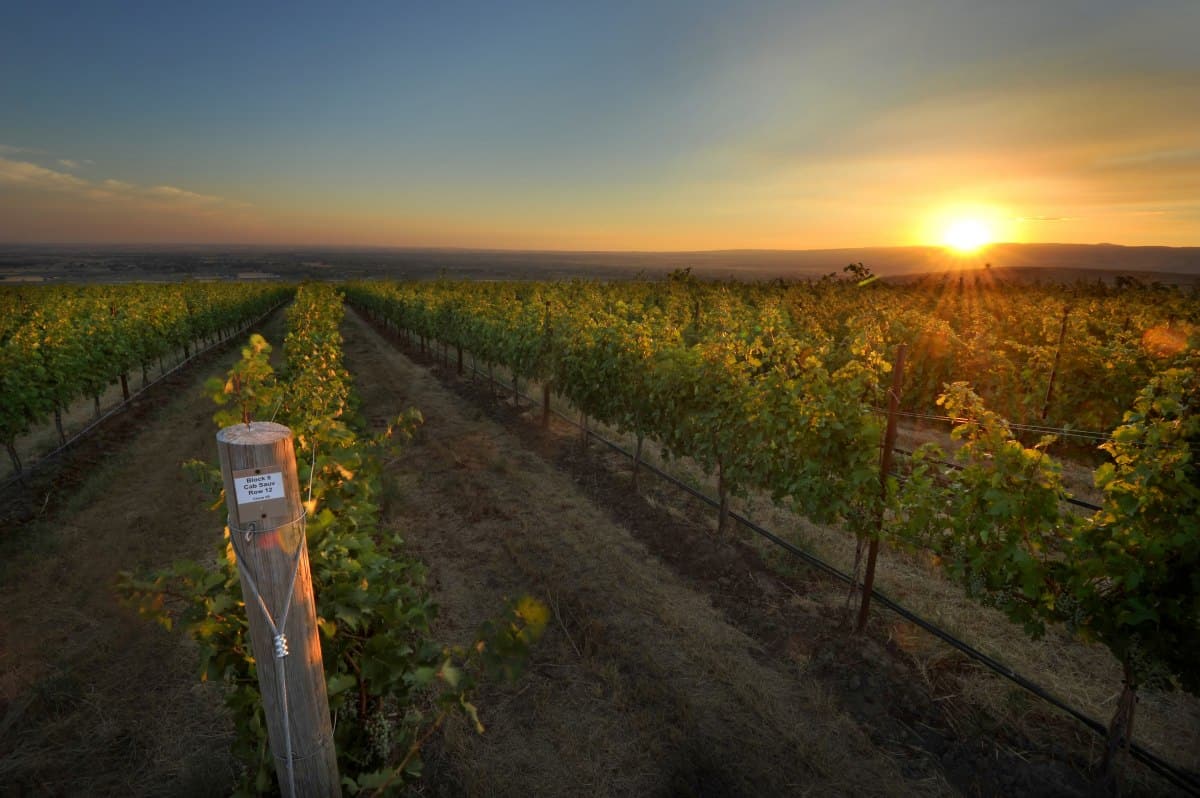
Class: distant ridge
2,242,1198,284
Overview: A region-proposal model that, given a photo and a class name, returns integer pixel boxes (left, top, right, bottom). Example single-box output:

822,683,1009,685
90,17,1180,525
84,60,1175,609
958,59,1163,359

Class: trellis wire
225,441,317,798
872,407,1200,452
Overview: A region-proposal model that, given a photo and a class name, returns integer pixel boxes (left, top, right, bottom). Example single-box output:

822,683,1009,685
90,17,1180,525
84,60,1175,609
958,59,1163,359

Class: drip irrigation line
548,401,1199,795
0,302,286,492
391,330,1199,796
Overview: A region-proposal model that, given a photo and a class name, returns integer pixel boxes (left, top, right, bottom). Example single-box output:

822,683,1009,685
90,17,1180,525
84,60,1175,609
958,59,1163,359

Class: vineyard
0,282,290,480
344,273,1199,790
1,274,1197,796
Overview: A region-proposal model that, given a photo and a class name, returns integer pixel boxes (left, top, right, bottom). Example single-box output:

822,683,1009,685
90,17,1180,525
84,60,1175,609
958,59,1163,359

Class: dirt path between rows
0,310,288,796
341,307,939,797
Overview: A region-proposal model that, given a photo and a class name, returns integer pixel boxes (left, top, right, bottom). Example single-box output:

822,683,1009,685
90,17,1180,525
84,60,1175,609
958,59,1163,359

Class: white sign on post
234,471,285,505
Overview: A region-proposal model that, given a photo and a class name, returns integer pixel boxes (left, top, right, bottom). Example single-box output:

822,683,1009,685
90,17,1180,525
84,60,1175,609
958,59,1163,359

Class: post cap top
216,421,293,445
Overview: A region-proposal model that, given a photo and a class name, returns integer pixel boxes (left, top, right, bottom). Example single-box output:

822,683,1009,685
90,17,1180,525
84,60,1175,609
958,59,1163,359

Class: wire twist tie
274,633,290,659
230,510,309,543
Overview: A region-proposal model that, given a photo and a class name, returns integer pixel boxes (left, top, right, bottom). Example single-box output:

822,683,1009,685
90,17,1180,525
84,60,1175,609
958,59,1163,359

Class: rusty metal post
1041,305,1071,421
856,344,906,633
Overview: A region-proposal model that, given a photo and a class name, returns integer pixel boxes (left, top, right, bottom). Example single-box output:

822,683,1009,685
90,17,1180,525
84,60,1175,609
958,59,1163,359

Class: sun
941,218,994,253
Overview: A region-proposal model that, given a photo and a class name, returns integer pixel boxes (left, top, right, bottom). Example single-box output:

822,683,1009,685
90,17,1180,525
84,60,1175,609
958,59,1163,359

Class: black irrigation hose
516,382,1197,794
556,409,1200,795
0,301,287,493
370,317,1200,796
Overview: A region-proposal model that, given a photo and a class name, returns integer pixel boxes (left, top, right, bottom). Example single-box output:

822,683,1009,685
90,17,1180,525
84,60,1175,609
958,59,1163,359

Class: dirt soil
341,307,1114,797
0,310,287,796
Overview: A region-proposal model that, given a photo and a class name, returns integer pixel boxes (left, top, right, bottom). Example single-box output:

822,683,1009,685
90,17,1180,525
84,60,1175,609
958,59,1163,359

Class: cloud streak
0,156,247,211
0,157,90,191
0,143,41,156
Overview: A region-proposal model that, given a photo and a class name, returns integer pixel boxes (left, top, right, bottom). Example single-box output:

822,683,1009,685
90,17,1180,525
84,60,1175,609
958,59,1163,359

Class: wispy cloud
147,184,224,204
1099,148,1200,169
0,156,247,211
0,143,42,156
57,158,82,170
0,157,90,191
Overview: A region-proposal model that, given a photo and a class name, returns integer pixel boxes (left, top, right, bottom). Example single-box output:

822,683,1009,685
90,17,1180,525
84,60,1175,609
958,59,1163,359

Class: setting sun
942,218,995,253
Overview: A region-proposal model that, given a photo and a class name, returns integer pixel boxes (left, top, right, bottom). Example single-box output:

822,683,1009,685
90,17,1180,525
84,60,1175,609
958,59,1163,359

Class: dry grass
342,308,937,797
0,314,288,796
2,342,202,484
491,368,1200,783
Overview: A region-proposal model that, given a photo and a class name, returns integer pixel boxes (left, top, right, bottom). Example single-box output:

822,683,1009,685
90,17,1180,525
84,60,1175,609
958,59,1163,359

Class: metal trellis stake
856,344,906,633
1041,305,1071,421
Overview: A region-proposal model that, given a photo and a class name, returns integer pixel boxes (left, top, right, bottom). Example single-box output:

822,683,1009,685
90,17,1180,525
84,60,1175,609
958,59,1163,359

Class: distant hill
2,242,1198,284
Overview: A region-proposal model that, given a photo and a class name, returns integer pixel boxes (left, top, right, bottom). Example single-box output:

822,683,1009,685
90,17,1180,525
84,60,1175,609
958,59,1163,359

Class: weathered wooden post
216,421,340,797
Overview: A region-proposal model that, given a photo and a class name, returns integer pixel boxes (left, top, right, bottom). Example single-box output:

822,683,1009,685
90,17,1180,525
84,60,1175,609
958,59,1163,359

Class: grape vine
119,284,547,794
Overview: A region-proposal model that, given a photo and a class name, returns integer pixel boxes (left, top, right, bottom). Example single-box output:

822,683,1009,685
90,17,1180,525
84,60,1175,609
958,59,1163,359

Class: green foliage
1070,354,1200,692
0,282,289,451
343,280,886,534
119,284,545,793
204,333,280,428
344,277,1198,715
895,383,1076,637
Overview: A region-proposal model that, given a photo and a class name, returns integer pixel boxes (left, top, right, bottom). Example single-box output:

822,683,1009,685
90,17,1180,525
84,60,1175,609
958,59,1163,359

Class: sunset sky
2,1,1198,250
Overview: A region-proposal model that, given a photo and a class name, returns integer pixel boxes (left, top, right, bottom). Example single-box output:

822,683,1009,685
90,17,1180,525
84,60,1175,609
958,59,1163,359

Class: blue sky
2,1,1198,247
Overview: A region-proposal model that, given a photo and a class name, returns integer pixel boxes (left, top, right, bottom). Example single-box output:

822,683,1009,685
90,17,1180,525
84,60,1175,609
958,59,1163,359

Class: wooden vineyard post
542,383,551,428
856,344,906,633
457,345,464,376
216,422,340,797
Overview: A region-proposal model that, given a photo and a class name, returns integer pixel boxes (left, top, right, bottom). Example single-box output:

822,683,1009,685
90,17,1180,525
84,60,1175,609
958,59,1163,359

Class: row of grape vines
0,282,291,474
344,277,1198,778
120,284,544,794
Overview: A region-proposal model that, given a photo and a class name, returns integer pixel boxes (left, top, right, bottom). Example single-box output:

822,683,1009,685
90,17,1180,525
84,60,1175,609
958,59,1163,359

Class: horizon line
2,241,1199,255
